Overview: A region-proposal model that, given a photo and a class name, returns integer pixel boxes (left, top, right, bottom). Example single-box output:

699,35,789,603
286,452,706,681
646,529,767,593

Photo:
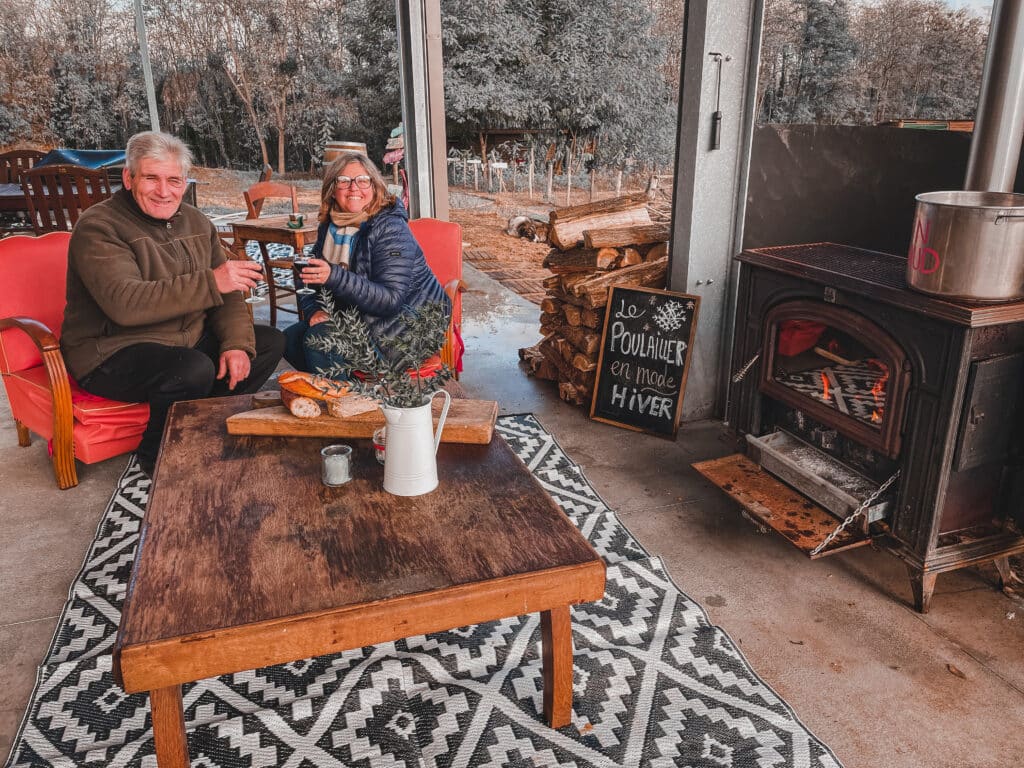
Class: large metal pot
907,191,1024,302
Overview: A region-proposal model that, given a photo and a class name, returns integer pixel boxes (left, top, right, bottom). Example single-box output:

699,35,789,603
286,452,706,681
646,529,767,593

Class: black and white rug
6,414,842,768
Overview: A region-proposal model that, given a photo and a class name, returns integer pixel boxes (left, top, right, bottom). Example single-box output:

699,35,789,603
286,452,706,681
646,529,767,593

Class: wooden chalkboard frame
589,286,700,437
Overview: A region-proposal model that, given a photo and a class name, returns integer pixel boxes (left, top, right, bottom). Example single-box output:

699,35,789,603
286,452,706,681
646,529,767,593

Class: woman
283,152,450,374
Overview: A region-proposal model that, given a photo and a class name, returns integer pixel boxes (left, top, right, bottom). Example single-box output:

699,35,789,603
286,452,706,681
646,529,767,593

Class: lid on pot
915,190,1024,209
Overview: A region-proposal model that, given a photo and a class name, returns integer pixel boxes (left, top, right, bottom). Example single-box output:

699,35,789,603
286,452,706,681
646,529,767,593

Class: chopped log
572,352,597,372
518,343,559,381
560,324,601,356
620,247,642,267
538,339,593,387
540,297,562,314
548,286,586,307
595,247,620,270
581,308,604,328
553,335,574,362
538,338,575,380
542,275,563,290
548,193,652,251
644,242,669,262
541,320,601,357
583,223,671,249
540,310,561,327
549,192,649,223
559,381,593,406
563,304,582,326
560,273,593,291
543,247,602,272
571,257,669,309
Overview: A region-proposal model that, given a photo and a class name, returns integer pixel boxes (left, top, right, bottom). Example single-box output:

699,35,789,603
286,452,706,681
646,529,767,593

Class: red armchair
409,218,465,377
0,233,148,489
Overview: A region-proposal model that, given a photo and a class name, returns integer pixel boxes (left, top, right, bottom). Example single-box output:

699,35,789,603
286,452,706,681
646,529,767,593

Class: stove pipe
964,0,1024,192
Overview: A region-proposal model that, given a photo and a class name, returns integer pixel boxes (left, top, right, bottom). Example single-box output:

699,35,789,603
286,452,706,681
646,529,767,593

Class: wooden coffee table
114,395,606,768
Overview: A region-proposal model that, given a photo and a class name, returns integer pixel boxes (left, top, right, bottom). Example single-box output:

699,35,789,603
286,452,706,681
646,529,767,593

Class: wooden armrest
0,315,75,473
0,316,61,352
442,278,466,304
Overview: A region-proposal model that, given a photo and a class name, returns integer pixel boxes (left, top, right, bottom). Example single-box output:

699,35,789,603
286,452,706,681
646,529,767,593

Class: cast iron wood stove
696,243,1024,612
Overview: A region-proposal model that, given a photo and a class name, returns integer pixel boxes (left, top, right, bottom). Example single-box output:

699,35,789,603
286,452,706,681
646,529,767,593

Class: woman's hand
308,310,331,326
299,258,331,286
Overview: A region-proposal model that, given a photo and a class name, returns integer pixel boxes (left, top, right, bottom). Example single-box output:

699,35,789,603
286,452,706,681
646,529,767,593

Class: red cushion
0,232,71,374
3,367,148,464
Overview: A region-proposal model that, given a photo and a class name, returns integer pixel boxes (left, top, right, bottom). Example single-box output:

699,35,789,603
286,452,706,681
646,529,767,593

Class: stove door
760,301,910,458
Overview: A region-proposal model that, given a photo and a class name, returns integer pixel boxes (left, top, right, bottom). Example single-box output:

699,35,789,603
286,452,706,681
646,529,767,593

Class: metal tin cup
321,444,353,486
372,427,386,465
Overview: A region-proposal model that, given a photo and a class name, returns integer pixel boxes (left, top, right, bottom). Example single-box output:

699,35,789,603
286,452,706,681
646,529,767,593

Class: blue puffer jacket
299,200,450,353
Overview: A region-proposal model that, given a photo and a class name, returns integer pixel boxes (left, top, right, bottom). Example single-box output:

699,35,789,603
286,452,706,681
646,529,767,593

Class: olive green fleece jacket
61,189,255,380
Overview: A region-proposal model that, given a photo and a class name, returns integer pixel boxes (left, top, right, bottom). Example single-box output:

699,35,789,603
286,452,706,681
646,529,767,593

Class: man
61,131,285,477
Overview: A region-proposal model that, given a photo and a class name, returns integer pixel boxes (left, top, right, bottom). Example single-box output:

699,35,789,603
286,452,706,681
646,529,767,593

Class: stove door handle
969,405,985,426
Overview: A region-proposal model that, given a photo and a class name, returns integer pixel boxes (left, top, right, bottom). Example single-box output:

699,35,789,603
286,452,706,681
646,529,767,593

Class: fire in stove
774,320,891,430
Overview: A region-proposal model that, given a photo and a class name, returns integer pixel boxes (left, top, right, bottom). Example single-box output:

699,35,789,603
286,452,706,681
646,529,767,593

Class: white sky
943,0,993,15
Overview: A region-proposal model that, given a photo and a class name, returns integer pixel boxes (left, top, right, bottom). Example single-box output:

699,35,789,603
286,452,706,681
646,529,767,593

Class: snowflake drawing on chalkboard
653,300,687,332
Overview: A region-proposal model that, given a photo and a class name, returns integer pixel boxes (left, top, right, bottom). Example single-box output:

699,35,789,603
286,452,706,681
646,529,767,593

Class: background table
230,214,319,324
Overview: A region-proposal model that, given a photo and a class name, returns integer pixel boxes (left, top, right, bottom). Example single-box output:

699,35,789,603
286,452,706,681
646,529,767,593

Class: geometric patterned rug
5,414,842,768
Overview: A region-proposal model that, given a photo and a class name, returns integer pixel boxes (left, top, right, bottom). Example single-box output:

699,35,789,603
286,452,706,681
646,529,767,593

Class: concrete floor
2,264,1023,767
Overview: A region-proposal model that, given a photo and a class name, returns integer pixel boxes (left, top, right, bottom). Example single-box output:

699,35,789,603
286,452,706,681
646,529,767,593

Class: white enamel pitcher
381,390,451,496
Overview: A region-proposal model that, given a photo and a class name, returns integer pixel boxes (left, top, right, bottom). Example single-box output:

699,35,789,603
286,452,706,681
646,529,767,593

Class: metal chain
731,353,760,383
810,470,901,557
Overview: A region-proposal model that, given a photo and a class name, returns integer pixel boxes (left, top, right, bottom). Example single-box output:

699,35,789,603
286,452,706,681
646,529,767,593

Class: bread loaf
278,371,349,401
280,389,322,418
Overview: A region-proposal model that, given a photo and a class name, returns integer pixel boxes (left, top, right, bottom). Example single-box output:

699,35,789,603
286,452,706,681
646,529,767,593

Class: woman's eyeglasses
336,175,372,189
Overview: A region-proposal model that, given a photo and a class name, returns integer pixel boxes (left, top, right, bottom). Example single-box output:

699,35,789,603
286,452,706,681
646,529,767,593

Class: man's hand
218,349,251,390
308,310,331,326
213,260,263,294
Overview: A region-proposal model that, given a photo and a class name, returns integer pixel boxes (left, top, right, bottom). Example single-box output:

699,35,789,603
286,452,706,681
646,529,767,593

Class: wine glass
245,266,265,304
293,255,315,296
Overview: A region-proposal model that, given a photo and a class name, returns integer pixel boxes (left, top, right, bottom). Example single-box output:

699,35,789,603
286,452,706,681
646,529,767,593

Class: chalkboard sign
590,286,699,437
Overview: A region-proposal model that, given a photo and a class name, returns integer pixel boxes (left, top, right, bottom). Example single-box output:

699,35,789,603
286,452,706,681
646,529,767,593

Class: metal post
395,0,449,219
965,0,1024,192
133,0,160,132
668,0,764,420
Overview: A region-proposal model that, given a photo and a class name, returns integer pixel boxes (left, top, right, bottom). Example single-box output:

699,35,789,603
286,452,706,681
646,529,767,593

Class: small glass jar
372,427,386,465
321,444,353,486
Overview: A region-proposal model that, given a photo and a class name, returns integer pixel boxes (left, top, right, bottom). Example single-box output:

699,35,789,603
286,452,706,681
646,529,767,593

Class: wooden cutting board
225,397,499,444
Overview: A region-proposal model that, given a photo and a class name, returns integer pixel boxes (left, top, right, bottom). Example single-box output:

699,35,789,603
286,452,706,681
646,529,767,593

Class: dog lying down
506,215,542,242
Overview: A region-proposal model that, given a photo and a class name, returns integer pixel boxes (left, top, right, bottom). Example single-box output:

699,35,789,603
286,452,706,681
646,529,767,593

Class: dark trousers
282,320,347,377
78,326,285,465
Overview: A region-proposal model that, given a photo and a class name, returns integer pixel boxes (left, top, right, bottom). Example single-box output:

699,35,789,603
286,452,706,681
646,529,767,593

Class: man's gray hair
125,131,194,178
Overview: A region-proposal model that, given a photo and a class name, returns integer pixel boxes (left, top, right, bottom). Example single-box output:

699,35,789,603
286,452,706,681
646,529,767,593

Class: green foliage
308,294,454,409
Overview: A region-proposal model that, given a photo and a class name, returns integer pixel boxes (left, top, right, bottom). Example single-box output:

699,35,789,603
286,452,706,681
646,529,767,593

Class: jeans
77,326,285,466
283,320,347,377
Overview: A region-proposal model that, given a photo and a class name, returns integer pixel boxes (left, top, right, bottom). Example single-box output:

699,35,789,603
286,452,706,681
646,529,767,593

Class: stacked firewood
519,193,670,406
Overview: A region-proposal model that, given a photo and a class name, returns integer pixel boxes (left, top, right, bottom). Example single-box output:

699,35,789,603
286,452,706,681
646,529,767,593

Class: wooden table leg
540,605,573,728
150,685,190,768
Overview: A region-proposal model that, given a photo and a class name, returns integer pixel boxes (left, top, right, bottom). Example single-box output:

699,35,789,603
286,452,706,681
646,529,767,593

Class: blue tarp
37,149,126,169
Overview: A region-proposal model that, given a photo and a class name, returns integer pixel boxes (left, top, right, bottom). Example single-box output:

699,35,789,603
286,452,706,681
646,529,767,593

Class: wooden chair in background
241,181,301,326
0,149,45,184
409,218,465,377
0,233,148,489
20,164,112,234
